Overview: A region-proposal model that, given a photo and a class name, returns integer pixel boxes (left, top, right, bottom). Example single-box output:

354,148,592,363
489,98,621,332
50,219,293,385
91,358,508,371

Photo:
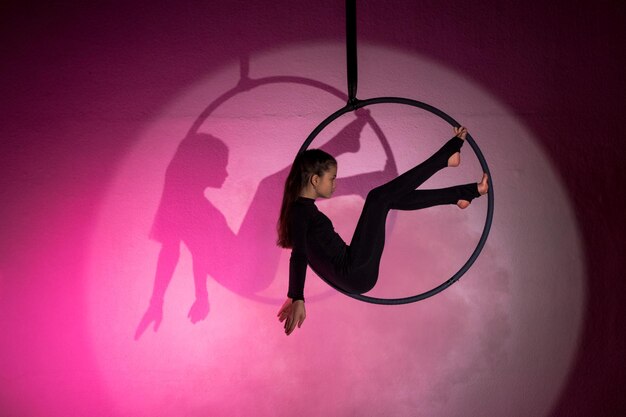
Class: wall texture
1,1,624,416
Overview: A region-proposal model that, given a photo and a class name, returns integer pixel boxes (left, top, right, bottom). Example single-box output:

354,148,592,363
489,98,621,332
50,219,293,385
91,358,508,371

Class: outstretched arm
135,239,180,340
188,257,209,323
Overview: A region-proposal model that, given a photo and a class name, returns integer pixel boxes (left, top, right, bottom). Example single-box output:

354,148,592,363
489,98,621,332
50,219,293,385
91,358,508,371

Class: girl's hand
187,296,209,324
134,300,163,340
277,298,306,335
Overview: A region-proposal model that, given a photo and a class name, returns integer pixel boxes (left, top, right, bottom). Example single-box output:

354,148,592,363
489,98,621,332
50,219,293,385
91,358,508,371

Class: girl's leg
344,183,481,293
375,136,464,200
391,183,481,211
342,136,466,293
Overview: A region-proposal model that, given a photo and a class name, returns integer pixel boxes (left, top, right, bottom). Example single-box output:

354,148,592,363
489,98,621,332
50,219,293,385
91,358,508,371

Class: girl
276,127,489,335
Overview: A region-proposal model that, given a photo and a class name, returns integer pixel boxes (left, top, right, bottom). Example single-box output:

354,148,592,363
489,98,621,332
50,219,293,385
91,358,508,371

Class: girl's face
314,165,337,198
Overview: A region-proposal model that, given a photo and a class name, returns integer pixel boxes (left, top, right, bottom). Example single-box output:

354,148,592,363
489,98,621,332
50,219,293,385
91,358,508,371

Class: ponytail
277,149,336,248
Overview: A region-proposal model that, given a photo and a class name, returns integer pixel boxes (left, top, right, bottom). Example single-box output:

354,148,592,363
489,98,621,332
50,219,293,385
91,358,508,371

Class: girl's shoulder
291,198,318,222
292,197,316,210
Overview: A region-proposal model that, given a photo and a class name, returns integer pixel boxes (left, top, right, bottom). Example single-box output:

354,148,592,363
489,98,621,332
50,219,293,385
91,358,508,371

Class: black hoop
299,97,494,305
186,64,400,305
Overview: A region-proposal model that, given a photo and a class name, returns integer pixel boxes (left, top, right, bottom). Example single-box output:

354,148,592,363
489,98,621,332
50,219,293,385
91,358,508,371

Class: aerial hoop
295,0,494,304
297,1,494,305
299,97,494,305
186,56,401,305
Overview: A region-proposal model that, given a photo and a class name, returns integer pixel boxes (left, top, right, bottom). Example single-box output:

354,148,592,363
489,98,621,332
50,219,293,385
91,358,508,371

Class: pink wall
1,1,624,416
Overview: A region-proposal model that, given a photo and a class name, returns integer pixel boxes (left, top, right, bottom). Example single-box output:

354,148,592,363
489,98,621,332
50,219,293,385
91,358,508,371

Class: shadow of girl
135,112,395,339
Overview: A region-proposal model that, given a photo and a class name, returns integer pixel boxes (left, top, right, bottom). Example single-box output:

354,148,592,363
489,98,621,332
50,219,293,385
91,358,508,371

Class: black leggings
337,136,480,294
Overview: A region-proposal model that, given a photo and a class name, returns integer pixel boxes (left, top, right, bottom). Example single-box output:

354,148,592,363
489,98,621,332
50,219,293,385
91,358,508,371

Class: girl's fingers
288,312,300,334
286,320,295,335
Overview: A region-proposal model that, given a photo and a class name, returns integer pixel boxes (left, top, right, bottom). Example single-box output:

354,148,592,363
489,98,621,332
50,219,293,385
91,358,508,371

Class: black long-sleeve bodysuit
287,136,480,301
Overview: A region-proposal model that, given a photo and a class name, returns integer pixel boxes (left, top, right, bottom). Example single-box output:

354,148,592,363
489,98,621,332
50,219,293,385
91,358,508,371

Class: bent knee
366,187,387,204
347,273,377,295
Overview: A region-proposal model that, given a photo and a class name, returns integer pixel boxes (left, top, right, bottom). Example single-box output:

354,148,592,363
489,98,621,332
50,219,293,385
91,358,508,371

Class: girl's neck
299,187,318,200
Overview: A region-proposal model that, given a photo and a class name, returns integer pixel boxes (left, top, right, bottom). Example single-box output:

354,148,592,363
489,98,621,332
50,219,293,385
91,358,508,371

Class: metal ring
299,97,494,305
187,74,399,304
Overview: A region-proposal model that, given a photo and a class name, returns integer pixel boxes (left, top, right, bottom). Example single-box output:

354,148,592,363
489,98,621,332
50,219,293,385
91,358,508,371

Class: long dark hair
277,149,337,248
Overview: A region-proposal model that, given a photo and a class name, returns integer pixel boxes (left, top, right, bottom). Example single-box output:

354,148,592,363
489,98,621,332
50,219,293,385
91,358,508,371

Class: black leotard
288,197,348,301
287,136,480,301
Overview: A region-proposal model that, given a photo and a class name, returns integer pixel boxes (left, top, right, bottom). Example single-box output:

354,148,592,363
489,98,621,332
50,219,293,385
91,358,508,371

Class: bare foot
448,152,460,167
457,173,489,209
454,126,468,140
448,126,467,167
457,199,470,209
478,173,489,195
